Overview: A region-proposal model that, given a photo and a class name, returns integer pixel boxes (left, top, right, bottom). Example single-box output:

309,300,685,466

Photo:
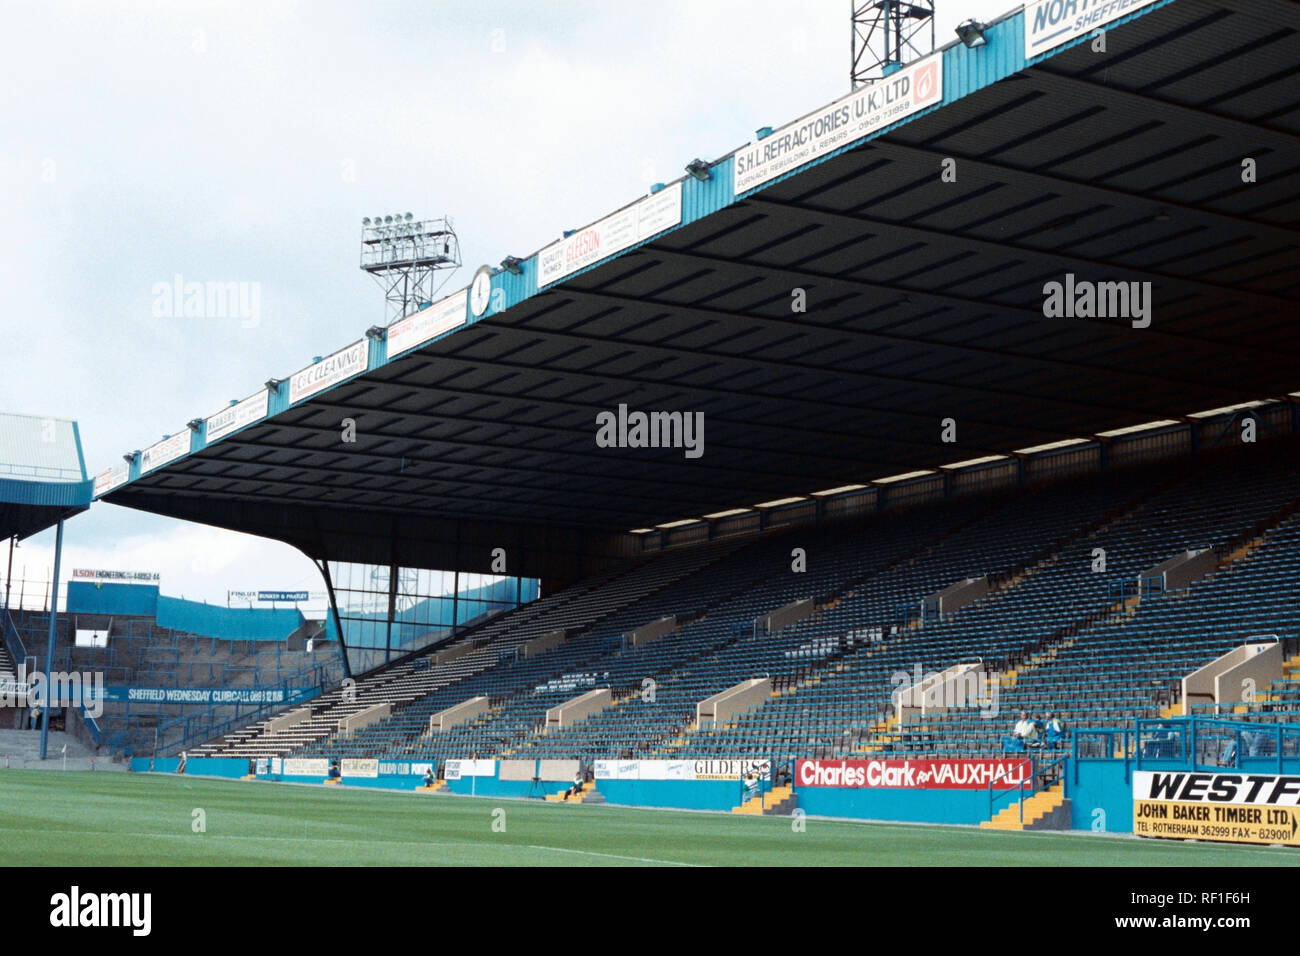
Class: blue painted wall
1068,760,1139,833
795,787,1001,825
156,596,303,642
131,757,180,773
185,757,250,778
68,583,305,642
1068,754,1300,833
67,581,159,615
129,757,248,777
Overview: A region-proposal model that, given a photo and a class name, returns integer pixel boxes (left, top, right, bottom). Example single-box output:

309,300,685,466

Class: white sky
1,0,1000,606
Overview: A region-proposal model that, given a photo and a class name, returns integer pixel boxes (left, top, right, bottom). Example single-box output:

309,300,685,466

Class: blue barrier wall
132,757,180,773
67,582,159,616
794,787,1000,825
156,596,303,642
185,757,249,778
130,757,254,777
67,583,305,642
1068,760,1141,833
120,763,1023,822
1068,755,1300,833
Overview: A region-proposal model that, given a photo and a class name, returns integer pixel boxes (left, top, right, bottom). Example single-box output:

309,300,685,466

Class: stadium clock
470,266,494,317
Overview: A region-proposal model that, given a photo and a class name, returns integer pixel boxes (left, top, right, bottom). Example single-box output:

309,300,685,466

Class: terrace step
980,783,1068,831
544,780,594,802
733,784,793,815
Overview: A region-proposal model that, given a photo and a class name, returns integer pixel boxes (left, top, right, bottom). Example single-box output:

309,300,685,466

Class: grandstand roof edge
93,0,1178,501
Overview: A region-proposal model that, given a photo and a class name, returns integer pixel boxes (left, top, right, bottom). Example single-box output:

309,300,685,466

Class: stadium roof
96,0,1300,581
0,413,93,540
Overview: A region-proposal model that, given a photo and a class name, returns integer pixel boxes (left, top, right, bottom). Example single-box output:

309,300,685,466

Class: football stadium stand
7,599,339,757
179,436,1300,775
12,0,1299,839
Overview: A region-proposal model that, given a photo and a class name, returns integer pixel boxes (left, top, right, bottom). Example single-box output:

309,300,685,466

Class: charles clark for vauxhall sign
796,758,1032,790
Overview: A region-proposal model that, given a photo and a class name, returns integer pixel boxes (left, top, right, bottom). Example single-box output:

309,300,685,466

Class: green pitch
1,770,1297,866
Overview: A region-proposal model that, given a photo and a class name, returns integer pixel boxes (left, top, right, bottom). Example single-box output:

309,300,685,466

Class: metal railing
987,753,1067,824
1,604,29,667
1073,715,1300,784
103,653,344,759
987,758,1034,824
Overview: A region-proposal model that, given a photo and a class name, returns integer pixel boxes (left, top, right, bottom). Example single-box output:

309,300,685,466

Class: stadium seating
179,438,1300,773
9,609,340,755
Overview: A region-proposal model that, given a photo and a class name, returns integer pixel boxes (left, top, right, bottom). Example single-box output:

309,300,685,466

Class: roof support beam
1025,66,1300,156
863,140,1300,248
536,281,1254,409
185,424,884,503
741,194,1295,317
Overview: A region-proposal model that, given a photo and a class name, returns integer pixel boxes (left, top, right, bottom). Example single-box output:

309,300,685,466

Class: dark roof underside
104,0,1300,577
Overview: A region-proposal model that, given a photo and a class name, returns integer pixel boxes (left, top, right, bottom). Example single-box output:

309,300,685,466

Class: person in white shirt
1013,711,1039,743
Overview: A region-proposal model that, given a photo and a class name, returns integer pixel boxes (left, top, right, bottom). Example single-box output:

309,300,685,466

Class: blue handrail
1,605,29,666
150,653,345,757
1075,715,1300,776
80,707,103,746
987,753,1068,824
987,757,1033,823
93,650,343,759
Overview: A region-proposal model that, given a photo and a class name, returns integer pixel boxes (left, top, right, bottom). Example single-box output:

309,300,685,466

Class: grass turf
2,770,1298,866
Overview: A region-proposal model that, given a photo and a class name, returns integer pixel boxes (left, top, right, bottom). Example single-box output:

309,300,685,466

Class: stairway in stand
980,782,1069,830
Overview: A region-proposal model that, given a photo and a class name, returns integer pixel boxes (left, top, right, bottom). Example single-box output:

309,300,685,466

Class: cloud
10,513,320,611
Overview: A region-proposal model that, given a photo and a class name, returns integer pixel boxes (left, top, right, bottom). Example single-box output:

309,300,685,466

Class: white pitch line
521,844,704,866
0,825,482,850
0,825,702,865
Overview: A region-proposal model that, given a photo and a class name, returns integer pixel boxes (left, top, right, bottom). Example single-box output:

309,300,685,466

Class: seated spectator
1002,711,1030,752
562,769,583,801
1043,712,1065,747
1013,710,1040,745
422,766,435,788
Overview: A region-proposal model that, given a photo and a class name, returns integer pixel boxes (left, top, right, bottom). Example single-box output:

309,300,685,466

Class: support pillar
39,520,64,760
317,559,353,682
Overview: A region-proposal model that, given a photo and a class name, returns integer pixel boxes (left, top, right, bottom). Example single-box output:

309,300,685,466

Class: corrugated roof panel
0,413,86,483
